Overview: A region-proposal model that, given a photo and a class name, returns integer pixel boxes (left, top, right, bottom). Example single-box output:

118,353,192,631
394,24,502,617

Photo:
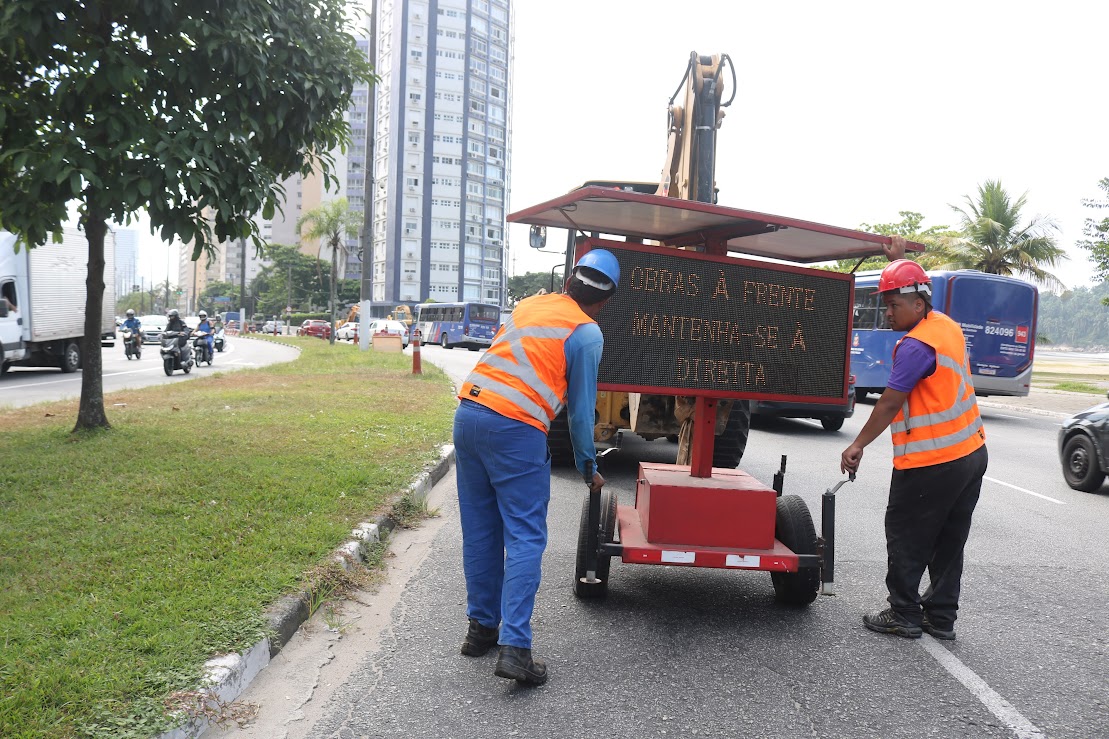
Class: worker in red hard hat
453,248,620,686
841,255,987,642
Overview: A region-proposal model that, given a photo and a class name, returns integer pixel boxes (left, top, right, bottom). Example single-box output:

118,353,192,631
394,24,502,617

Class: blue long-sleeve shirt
563,322,604,477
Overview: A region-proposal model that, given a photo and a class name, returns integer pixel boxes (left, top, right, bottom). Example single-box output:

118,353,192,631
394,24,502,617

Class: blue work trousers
454,400,551,649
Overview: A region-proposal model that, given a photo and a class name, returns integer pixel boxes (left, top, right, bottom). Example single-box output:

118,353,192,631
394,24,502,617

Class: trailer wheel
547,409,575,467
574,489,618,599
712,401,751,469
1062,434,1105,492
771,495,820,606
820,416,845,432
60,341,80,373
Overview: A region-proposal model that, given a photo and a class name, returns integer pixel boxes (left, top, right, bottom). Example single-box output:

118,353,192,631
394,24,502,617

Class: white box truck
0,228,116,375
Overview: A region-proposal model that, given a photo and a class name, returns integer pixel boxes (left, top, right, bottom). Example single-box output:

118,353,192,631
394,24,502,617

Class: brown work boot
460,618,499,657
493,645,548,685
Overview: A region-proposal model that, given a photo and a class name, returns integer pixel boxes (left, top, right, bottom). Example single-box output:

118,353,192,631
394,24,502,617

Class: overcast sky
140,0,1108,292
505,0,1107,290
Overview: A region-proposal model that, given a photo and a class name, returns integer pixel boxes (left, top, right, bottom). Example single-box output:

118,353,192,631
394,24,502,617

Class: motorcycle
121,328,142,360
214,327,226,353
192,330,214,367
160,331,194,376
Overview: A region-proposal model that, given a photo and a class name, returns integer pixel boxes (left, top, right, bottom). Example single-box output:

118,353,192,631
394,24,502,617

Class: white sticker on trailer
661,550,696,564
725,554,761,568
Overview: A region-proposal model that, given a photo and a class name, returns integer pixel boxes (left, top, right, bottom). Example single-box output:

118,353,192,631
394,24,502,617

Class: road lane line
919,637,1045,739
984,476,1066,505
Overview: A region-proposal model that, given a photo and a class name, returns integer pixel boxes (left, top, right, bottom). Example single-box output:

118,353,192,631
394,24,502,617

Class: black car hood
1065,402,1109,426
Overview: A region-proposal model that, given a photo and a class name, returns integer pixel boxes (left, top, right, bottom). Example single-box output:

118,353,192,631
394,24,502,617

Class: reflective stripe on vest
890,312,985,469
460,294,592,432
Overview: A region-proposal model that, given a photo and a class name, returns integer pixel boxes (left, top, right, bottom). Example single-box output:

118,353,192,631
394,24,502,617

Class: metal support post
690,396,717,478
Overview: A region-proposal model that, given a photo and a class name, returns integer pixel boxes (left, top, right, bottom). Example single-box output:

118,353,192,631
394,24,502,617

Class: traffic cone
412,329,422,375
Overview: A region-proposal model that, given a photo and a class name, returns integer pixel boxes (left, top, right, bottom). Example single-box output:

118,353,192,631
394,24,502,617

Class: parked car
261,320,286,334
297,319,331,339
1058,392,1109,492
750,374,857,431
335,322,359,341
140,315,168,344
367,319,409,348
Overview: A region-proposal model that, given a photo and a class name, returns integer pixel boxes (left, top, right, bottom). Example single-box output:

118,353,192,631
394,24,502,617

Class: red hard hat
876,259,931,297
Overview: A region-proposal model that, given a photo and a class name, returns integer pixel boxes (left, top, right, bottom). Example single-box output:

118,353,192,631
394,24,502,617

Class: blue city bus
851,270,1038,398
415,302,500,350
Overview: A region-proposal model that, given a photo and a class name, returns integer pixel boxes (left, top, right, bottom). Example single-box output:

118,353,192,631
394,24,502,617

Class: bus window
853,287,886,330
469,304,499,322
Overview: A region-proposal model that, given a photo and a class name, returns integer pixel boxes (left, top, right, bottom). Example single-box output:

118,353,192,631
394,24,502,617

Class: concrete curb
157,443,455,739
976,398,1071,420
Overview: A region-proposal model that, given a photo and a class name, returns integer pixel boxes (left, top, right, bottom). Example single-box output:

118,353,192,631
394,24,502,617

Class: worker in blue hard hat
454,248,620,686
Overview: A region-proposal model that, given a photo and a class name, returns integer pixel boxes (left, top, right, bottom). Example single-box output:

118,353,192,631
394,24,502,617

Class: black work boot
494,645,548,685
460,618,499,657
863,607,922,639
922,614,956,641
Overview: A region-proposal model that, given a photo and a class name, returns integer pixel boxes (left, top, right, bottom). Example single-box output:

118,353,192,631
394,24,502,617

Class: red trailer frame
508,188,915,601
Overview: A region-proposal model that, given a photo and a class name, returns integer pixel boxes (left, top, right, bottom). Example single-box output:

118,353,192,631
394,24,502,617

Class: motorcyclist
121,309,142,336
166,309,189,347
196,310,215,361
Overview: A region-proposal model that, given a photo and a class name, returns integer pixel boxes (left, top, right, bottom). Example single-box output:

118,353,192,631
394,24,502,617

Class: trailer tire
712,401,750,469
574,488,618,599
547,409,575,467
60,341,80,373
820,416,845,432
771,495,820,606
1062,434,1105,492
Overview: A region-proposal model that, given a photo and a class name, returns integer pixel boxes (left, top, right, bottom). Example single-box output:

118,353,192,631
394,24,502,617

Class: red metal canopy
508,186,924,263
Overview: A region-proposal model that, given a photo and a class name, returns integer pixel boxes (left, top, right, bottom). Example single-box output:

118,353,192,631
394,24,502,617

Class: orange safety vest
460,293,596,433
890,311,985,470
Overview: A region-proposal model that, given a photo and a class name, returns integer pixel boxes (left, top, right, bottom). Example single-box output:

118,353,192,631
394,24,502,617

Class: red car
297,319,332,339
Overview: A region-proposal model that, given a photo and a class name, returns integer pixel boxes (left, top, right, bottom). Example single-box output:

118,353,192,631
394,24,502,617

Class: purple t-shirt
888,337,937,392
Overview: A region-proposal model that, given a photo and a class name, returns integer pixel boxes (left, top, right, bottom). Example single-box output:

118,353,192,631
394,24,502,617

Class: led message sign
592,241,852,402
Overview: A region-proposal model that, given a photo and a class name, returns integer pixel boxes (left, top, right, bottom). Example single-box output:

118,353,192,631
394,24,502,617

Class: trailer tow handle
820,472,854,596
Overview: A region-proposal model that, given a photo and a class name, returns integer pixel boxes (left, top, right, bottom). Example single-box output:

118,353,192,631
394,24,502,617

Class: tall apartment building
113,228,139,297
369,0,512,309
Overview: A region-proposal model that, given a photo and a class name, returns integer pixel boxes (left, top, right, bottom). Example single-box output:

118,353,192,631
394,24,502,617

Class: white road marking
988,413,1022,420
919,637,1045,739
984,476,1066,505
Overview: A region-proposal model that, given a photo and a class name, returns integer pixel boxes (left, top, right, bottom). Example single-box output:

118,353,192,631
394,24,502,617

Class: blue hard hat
573,249,620,290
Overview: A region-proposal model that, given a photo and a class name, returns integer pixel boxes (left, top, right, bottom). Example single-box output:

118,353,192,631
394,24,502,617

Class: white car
367,319,410,348
335,322,359,341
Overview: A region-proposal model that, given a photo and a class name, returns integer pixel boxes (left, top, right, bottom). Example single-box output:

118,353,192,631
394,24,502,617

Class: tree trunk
329,237,338,345
75,213,111,431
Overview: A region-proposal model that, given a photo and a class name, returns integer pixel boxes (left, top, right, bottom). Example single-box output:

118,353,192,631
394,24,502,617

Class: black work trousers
884,445,988,629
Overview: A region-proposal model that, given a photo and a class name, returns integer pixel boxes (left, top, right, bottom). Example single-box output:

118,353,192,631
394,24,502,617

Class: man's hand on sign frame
883,235,907,262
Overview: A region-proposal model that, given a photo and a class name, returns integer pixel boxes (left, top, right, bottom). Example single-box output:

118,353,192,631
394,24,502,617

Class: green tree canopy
507,270,559,305
251,243,327,316
827,211,958,273
1076,177,1109,286
0,1,373,429
197,281,239,315
937,180,1067,290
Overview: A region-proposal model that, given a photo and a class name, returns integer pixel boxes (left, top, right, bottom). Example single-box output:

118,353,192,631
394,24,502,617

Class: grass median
0,337,457,738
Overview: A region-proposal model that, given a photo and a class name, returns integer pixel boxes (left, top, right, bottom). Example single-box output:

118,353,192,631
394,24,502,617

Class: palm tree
937,180,1067,290
297,198,362,344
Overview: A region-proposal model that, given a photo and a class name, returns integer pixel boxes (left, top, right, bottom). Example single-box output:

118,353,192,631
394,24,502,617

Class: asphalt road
0,336,300,409
215,348,1109,739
